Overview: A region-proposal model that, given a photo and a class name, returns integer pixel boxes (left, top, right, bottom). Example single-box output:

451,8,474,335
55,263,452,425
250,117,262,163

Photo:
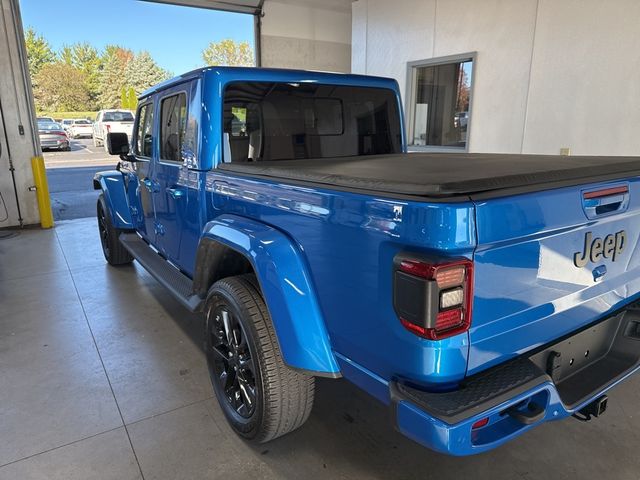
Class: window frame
132,101,154,161
158,90,189,166
405,52,476,152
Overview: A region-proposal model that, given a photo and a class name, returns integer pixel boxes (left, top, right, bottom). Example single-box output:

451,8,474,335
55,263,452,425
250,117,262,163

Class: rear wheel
97,194,133,266
205,275,315,443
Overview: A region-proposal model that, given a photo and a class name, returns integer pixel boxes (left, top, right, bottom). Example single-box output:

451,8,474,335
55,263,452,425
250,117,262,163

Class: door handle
582,185,629,219
166,187,186,199
142,178,160,193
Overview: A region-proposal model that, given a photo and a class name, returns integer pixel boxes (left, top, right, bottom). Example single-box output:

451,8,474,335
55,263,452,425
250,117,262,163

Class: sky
19,0,255,75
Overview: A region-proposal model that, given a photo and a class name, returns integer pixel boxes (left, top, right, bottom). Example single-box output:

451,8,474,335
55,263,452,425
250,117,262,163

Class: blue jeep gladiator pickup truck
94,66,640,456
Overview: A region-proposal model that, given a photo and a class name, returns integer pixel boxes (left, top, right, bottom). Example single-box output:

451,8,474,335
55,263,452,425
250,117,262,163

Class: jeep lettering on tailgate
574,230,627,268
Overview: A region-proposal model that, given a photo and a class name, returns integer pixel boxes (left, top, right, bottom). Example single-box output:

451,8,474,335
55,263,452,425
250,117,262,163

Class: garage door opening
21,0,257,221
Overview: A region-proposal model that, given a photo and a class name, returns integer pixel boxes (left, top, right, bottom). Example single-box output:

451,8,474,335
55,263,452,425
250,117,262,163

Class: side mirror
107,132,129,155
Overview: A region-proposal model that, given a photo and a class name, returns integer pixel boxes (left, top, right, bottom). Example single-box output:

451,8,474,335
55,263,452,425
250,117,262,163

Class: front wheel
205,275,315,443
97,194,133,266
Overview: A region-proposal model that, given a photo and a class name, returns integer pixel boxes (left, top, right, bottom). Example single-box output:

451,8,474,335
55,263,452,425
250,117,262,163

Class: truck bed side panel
203,171,476,386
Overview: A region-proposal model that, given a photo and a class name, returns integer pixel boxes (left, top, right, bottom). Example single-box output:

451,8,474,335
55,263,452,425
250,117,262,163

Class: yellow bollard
31,156,54,229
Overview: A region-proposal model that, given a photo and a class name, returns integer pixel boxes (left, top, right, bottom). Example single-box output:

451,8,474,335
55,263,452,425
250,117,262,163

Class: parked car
454,111,468,129
92,109,134,151
37,116,54,123
61,119,74,133
38,122,70,151
68,119,93,139
94,67,640,456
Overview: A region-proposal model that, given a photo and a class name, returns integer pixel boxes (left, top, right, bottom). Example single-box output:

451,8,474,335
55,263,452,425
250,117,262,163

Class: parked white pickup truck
93,109,134,151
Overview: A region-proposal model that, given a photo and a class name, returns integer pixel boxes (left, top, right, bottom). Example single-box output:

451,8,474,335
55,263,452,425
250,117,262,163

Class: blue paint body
200,214,340,375
94,171,133,229
95,67,640,455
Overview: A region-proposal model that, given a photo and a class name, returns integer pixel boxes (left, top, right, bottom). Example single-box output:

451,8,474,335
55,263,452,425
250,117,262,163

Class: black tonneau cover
217,153,640,199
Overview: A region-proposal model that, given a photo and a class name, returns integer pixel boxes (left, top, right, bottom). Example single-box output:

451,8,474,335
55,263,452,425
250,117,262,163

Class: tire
205,275,315,443
97,194,133,266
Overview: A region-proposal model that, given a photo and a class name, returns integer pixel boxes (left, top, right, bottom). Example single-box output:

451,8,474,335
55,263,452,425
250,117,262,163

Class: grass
38,111,98,121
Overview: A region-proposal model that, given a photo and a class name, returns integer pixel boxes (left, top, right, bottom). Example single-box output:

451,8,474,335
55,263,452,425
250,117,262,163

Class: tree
98,46,133,109
128,87,137,110
59,45,74,65
33,63,90,112
202,39,254,67
68,43,103,110
124,51,171,97
120,86,138,110
24,28,56,80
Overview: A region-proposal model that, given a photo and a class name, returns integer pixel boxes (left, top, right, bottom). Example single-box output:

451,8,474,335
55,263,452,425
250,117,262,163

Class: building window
407,54,474,150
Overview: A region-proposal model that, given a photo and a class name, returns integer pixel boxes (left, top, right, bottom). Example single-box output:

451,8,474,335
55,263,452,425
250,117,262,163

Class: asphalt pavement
44,138,119,221
44,137,115,169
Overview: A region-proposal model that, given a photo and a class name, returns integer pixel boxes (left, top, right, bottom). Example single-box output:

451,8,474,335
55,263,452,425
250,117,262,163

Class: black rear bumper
393,299,640,424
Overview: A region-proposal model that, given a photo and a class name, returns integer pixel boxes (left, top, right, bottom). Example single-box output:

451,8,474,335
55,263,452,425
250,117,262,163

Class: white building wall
352,0,640,155
0,0,39,228
261,0,352,73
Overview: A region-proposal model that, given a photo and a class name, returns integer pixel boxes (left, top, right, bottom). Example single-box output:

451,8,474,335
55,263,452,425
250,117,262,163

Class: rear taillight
106,124,111,133
393,256,473,340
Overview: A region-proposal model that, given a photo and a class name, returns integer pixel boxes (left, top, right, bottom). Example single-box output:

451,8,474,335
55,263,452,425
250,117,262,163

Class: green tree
59,45,74,65
124,51,171,97
33,62,90,111
120,87,128,110
24,27,56,80
128,87,138,110
120,86,138,110
98,45,133,109
66,43,103,109
201,39,254,67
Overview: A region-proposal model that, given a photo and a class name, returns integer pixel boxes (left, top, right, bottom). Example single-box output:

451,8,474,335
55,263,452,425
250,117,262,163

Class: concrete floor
2,217,640,480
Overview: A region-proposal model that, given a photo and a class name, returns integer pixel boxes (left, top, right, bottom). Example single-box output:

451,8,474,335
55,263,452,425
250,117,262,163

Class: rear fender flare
195,214,340,377
93,170,133,230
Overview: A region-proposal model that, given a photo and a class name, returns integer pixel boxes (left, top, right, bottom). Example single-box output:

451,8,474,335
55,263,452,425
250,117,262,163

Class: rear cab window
222,82,402,163
104,111,134,122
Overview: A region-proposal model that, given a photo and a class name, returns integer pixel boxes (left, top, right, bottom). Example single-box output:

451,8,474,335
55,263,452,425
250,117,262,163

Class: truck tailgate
469,177,640,375
104,122,133,134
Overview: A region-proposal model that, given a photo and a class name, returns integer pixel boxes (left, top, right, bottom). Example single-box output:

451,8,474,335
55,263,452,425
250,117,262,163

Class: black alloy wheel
205,275,315,443
208,304,258,418
97,199,110,258
96,194,133,266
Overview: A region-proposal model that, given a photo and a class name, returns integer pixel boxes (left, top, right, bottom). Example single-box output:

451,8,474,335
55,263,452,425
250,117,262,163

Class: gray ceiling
142,0,263,15
142,0,352,15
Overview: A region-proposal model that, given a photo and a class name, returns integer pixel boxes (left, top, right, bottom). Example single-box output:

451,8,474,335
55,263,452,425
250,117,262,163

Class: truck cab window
160,93,187,162
223,82,401,162
134,103,154,157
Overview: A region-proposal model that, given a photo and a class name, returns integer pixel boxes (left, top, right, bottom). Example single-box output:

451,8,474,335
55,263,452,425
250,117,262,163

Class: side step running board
119,233,203,312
